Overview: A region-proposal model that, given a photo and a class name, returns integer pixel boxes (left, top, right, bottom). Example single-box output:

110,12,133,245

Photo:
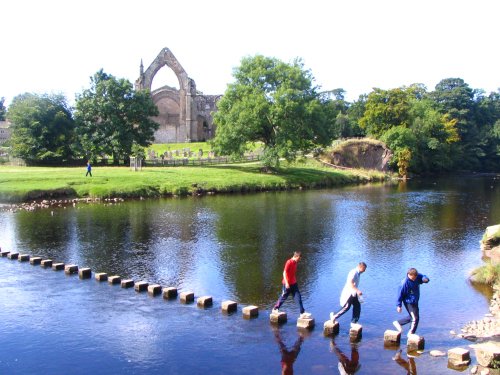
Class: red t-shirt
282,258,297,285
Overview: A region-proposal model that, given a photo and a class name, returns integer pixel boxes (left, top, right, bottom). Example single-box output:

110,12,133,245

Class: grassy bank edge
0,162,390,203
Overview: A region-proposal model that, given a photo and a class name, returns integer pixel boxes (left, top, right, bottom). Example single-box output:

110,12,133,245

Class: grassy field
0,159,387,203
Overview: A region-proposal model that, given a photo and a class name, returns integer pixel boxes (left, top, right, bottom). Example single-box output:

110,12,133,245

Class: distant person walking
393,268,430,334
272,251,309,318
330,262,367,325
85,161,92,177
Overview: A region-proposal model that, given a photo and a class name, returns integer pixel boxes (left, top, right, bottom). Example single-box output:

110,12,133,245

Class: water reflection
392,350,417,375
273,328,304,375
330,341,360,374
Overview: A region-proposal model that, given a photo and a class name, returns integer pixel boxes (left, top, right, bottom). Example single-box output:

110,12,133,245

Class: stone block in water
41,259,53,268
323,320,340,336
407,334,425,351
349,323,363,341
242,305,259,318
270,311,287,325
78,268,91,279
108,275,121,285
121,279,134,288
52,263,65,271
64,264,78,274
297,316,315,330
8,252,19,260
148,284,162,296
447,347,471,367
197,296,213,308
134,281,148,292
221,300,237,313
95,272,108,281
163,287,178,300
384,329,401,345
18,254,30,262
180,291,195,304
0,251,10,257
29,257,42,265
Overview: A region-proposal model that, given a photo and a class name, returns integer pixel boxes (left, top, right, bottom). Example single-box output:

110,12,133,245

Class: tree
211,55,332,168
0,97,6,121
74,70,159,164
8,93,75,163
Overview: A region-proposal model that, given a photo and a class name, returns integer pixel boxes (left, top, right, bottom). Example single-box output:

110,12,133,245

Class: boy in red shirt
272,251,308,318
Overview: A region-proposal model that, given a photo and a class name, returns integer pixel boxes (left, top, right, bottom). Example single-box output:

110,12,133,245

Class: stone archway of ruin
141,48,188,93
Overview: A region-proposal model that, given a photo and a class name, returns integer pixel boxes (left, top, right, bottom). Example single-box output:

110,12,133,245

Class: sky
2,0,499,107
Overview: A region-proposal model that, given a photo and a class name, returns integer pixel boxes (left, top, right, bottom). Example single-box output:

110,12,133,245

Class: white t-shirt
339,267,361,306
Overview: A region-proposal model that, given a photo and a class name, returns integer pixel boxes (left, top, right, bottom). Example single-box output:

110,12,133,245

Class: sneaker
330,312,336,322
272,308,279,314
393,320,403,332
300,312,311,319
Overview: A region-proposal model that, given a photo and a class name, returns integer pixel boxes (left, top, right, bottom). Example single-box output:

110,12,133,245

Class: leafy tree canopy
0,97,6,121
74,70,159,164
7,93,75,163
211,55,332,168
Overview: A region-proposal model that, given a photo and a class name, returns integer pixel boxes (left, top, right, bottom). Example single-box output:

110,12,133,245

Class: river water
0,175,498,374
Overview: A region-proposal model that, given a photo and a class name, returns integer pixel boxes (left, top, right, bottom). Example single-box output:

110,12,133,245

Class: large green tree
0,97,6,121
74,70,159,164
8,93,75,163
211,55,332,168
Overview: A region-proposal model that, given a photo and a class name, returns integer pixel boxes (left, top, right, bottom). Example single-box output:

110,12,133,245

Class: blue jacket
397,273,429,307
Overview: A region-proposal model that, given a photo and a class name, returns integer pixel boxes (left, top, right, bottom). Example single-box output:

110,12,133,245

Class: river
0,175,498,374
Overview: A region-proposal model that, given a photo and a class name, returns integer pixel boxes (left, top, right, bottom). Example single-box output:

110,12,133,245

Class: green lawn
0,160,387,202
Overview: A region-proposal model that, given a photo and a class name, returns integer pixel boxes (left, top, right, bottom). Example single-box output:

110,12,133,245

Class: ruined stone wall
136,48,221,143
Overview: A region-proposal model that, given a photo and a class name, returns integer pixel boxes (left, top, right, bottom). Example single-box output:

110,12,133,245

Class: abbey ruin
135,48,221,143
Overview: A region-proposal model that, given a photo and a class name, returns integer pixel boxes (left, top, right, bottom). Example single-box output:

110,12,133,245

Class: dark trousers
334,295,361,323
274,283,305,314
397,302,420,334
86,170,92,177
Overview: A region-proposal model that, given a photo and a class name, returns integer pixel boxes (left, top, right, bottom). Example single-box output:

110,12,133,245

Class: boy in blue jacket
393,268,429,334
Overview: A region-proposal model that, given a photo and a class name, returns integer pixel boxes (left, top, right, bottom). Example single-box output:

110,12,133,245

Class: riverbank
0,160,388,204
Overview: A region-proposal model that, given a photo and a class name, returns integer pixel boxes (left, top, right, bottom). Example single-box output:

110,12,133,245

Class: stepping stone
52,263,65,271
18,254,30,262
384,329,401,345
349,323,363,342
29,257,42,265
121,279,134,288
221,300,237,314
41,259,53,268
242,305,259,319
78,268,91,279
134,281,148,292
64,264,78,274
163,287,178,300
297,315,315,330
270,311,287,325
108,275,121,284
323,320,340,336
7,252,19,260
148,284,162,296
197,296,213,308
407,334,425,352
180,291,194,304
95,272,108,281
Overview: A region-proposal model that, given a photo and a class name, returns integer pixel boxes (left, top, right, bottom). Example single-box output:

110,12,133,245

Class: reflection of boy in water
331,341,360,374
393,350,417,375
273,329,304,375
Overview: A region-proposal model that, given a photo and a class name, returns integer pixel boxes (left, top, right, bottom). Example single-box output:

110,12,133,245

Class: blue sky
2,0,499,106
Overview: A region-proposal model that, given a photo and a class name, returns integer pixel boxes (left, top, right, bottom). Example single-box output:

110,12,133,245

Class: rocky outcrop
323,138,392,171
481,224,500,264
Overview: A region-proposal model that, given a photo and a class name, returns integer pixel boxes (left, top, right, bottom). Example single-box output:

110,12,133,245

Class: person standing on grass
393,267,430,334
272,251,309,318
85,161,92,177
330,262,367,326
